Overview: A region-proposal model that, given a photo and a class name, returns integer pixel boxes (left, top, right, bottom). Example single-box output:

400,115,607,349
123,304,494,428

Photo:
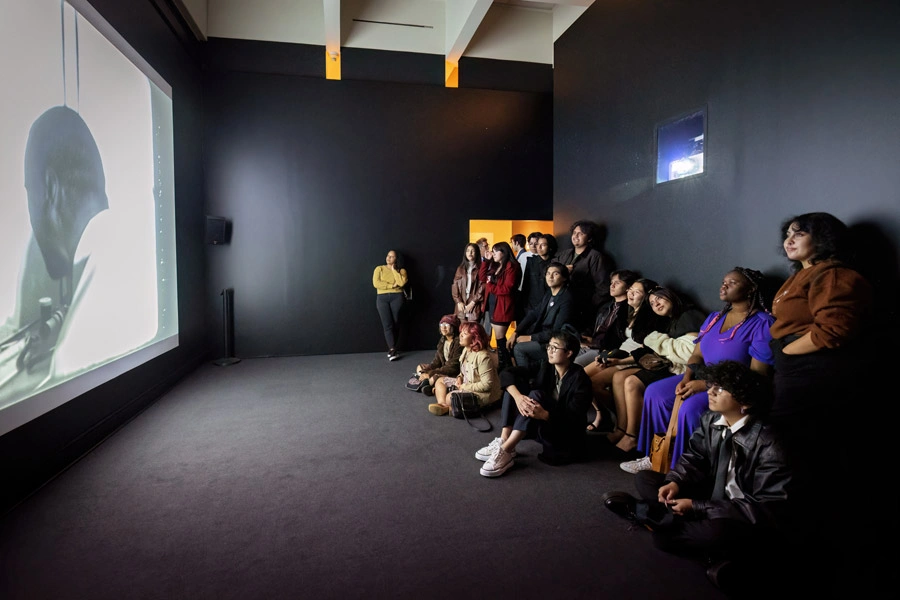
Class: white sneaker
480,446,514,477
619,456,652,474
475,437,516,462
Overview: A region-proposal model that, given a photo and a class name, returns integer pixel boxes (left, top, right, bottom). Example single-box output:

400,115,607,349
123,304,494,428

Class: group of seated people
405,212,873,592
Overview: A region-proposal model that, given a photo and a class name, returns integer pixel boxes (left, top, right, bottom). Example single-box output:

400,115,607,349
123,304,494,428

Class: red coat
478,259,521,323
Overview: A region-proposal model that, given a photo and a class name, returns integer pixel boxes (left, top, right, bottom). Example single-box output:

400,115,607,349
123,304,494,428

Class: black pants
634,471,762,561
375,293,404,350
769,340,859,593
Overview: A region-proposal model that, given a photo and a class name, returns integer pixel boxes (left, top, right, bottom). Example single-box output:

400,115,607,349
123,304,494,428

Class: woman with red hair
429,322,501,416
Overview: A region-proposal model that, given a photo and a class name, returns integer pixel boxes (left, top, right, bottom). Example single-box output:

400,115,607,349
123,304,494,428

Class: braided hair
696,267,768,343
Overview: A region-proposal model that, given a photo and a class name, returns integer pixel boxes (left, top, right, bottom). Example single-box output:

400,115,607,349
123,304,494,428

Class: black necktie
711,428,733,500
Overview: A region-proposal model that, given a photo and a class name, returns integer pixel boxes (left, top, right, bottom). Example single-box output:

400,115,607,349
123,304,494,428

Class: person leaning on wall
373,249,408,361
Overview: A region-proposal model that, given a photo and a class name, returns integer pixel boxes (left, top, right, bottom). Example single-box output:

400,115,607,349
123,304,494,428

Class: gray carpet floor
0,352,727,599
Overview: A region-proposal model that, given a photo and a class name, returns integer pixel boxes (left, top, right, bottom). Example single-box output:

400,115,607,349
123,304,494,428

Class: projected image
0,0,177,432
656,109,706,184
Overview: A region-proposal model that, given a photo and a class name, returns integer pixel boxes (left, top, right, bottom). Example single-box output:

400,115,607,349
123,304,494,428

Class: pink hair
459,321,489,353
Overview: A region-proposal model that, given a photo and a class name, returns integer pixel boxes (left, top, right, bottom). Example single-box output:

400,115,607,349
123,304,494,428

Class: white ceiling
175,0,594,65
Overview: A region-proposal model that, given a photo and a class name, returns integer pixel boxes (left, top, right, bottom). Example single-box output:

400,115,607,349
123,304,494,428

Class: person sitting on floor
414,314,463,396
476,329,592,477
508,262,574,372
605,360,791,592
429,321,500,416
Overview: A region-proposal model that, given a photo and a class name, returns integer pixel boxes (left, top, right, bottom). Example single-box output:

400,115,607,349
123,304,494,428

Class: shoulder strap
652,393,684,472
461,410,493,432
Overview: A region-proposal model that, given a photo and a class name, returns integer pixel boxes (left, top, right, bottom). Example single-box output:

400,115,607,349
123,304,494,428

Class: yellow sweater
373,265,408,294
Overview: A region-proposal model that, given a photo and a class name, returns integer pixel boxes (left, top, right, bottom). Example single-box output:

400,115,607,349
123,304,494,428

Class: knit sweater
372,265,408,294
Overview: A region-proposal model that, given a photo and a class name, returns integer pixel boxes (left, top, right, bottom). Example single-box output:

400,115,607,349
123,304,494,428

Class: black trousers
375,293,404,350
634,471,761,561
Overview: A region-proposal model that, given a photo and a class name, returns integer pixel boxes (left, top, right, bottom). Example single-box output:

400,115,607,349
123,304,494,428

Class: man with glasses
476,329,592,477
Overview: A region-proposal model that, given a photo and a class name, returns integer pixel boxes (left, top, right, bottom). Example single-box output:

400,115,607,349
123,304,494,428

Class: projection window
656,108,706,184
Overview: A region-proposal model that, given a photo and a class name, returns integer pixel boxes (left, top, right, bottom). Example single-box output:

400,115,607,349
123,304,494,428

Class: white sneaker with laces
475,437,516,462
480,446,514,477
619,455,652,474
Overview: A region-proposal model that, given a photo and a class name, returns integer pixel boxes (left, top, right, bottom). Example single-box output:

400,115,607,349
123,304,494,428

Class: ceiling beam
445,0,493,64
323,0,341,56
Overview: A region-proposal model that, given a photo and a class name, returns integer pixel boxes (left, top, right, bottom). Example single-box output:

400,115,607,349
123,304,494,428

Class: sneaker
480,446,514,477
388,350,400,361
619,456,652,474
475,437,516,462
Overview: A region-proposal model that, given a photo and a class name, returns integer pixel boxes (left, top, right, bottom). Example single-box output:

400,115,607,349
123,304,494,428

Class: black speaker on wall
205,216,228,245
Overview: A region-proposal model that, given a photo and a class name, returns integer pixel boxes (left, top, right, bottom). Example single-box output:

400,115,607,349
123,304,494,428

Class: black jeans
375,293,404,350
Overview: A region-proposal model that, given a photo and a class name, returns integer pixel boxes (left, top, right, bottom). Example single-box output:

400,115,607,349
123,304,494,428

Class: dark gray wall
0,0,208,514
554,0,900,310
203,41,553,357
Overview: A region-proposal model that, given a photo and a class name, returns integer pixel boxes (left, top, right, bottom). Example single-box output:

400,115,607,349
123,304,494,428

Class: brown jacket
770,260,871,349
451,263,485,322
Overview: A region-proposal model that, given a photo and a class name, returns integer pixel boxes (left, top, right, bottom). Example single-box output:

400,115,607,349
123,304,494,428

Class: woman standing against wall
452,243,484,322
769,212,872,584
479,241,521,371
373,250,408,361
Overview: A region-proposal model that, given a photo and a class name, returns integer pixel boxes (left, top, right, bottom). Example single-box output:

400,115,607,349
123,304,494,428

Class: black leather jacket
665,411,791,528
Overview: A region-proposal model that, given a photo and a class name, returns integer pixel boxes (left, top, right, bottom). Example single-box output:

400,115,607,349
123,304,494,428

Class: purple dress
637,310,774,469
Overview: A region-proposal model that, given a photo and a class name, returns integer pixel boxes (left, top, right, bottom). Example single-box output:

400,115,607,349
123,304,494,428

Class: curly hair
696,360,772,415
569,220,597,245
459,321,490,353
781,212,850,270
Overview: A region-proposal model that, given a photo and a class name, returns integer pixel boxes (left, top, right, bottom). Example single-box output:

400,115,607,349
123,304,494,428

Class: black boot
497,347,511,371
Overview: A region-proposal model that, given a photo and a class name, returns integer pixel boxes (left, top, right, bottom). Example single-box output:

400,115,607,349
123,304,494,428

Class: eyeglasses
546,344,564,353
705,383,726,395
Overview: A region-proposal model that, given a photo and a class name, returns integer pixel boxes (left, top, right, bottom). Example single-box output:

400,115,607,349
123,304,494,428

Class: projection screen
0,0,178,436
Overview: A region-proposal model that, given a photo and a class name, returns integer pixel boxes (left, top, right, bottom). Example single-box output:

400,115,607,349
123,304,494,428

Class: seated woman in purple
620,267,774,473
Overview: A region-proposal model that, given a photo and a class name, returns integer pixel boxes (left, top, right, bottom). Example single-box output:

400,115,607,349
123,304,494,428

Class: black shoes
387,349,400,361
600,490,639,521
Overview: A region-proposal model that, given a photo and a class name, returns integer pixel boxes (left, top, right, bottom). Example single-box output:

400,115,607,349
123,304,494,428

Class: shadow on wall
849,220,900,339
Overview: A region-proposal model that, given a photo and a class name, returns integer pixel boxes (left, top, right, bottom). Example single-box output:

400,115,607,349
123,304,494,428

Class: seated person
414,314,463,396
615,361,790,591
611,286,706,453
576,269,639,367
621,267,773,474
429,322,500,416
508,262,573,372
583,278,663,434
476,330,592,477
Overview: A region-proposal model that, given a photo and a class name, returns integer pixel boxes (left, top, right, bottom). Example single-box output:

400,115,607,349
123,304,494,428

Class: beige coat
457,348,501,406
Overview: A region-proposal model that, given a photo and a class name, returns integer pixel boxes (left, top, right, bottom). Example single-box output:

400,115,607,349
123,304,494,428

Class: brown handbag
638,352,673,372
649,394,685,474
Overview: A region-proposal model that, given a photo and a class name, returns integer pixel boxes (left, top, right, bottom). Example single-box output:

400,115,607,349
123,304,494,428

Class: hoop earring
740,406,747,415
